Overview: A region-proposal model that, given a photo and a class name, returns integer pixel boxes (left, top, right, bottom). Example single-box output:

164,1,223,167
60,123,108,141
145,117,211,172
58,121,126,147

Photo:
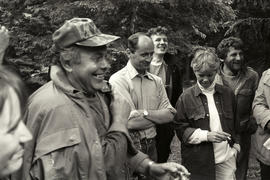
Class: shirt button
70,136,75,141
206,114,209,117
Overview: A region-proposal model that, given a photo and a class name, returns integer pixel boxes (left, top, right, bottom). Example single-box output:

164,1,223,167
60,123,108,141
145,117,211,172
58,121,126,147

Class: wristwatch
143,110,149,117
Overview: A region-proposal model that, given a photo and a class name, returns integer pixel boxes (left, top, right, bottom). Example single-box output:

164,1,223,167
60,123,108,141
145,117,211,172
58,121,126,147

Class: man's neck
137,69,147,75
152,53,164,64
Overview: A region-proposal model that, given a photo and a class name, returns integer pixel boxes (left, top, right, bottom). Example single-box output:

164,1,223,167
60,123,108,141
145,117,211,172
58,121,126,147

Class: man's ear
126,48,132,58
59,58,73,73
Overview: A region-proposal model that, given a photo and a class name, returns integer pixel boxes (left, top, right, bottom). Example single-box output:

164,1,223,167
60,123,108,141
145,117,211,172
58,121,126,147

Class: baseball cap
53,18,120,49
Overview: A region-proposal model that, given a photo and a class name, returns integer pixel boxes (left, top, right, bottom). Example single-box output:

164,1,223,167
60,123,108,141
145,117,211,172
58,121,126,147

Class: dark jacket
216,66,259,133
174,84,238,180
164,53,183,107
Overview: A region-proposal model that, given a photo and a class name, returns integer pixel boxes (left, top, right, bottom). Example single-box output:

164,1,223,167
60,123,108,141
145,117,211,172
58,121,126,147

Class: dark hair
0,66,28,114
217,37,244,59
147,26,168,37
127,32,147,53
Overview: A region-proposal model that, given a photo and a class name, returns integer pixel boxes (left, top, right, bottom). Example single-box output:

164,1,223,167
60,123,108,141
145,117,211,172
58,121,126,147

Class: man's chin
6,157,23,173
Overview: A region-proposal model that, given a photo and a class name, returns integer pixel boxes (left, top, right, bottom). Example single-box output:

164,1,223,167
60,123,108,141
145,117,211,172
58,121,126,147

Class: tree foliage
0,0,236,91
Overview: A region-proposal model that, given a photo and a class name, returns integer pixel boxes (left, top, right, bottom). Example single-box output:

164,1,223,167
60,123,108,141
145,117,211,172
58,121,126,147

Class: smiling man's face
70,46,110,94
151,33,168,55
224,47,244,74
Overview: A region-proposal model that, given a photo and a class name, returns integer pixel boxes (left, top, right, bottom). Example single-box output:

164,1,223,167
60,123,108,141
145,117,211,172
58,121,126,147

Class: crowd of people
0,17,269,180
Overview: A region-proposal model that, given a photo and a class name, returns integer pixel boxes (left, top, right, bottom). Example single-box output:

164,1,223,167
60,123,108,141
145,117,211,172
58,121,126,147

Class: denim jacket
174,83,238,180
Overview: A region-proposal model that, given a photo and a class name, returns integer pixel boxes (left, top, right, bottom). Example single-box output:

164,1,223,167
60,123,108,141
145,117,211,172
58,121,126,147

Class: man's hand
128,110,142,119
149,162,190,180
110,90,131,125
207,131,231,143
0,26,9,53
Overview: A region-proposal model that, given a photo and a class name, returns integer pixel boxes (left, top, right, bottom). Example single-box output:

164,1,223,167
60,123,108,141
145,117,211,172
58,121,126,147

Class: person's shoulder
147,72,163,83
110,66,128,81
179,85,197,100
261,68,270,83
245,67,259,79
216,83,234,96
28,81,68,111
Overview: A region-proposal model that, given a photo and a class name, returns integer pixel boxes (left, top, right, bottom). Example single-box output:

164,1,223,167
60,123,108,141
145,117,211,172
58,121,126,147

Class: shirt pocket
186,105,205,121
186,105,207,129
31,128,81,179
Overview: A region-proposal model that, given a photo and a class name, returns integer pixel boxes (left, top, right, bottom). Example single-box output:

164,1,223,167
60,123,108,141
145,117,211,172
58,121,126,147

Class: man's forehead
137,36,154,49
228,46,242,53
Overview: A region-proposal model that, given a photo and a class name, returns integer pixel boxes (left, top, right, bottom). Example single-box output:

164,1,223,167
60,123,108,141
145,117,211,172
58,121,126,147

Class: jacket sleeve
174,95,197,144
253,70,270,129
100,121,139,178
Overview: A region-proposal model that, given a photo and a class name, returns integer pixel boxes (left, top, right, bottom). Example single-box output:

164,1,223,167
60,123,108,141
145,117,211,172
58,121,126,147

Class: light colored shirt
109,61,176,139
150,60,167,84
149,60,173,100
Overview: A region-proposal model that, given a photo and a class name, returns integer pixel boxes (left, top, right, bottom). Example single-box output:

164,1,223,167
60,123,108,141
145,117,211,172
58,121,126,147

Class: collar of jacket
217,63,256,87
50,65,90,99
194,83,224,97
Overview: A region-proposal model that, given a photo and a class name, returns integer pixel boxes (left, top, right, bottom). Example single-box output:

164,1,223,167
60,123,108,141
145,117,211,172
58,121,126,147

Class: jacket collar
194,83,223,97
50,65,89,98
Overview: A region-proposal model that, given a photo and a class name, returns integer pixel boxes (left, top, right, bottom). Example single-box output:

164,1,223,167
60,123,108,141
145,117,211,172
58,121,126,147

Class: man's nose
100,58,110,70
235,54,242,61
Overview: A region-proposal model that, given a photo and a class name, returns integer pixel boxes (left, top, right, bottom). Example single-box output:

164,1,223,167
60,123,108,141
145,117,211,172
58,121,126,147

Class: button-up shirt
110,61,176,139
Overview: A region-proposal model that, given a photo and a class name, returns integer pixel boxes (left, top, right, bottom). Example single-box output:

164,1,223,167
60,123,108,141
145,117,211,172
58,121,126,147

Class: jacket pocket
186,105,205,121
34,128,81,161
238,89,252,96
30,128,82,180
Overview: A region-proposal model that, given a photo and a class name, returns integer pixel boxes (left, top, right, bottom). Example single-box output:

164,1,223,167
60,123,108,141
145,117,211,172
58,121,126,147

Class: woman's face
0,87,32,176
194,66,217,89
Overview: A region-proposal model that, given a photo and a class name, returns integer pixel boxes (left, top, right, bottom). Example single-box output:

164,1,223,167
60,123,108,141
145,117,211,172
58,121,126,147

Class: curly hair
147,26,168,37
217,37,244,59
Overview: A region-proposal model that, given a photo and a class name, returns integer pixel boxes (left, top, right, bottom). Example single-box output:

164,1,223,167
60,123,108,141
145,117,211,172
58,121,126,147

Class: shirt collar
126,61,154,80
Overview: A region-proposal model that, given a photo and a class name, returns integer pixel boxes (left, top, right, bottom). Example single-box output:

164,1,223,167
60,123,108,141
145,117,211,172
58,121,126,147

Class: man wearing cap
109,32,177,179
15,18,188,180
